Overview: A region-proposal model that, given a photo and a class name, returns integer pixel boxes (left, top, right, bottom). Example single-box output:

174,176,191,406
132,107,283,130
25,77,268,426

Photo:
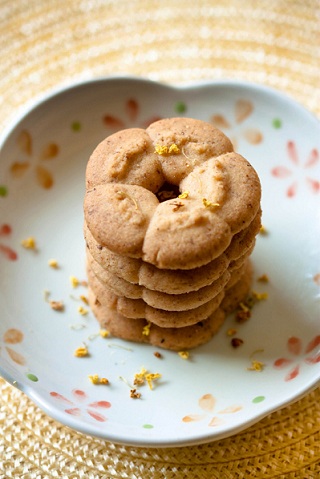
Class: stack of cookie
84,118,261,351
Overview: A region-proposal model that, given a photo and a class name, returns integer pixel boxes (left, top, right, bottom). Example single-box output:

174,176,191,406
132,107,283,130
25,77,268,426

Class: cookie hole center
156,182,180,202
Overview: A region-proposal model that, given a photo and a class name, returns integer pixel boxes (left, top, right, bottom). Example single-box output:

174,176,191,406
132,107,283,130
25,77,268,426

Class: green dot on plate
71,121,81,132
0,185,8,197
252,395,265,404
143,424,154,429
175,101,187,114
272,118,282,129
26,373,39,382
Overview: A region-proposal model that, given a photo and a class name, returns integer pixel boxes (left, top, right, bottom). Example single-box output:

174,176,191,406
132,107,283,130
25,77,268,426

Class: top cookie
84,118,261,269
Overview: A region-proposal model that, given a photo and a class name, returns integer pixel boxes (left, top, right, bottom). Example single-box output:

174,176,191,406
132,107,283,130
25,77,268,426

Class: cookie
88,263,253,351
89,282,225,328
89,287,226,351
221,260,253,313
87,254,231,311
84,213,258,294
85,221,230,294
84,117,261,269
87,259,248,327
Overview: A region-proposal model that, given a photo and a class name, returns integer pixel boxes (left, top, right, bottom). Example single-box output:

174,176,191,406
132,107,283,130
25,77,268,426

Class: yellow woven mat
1,0,319,477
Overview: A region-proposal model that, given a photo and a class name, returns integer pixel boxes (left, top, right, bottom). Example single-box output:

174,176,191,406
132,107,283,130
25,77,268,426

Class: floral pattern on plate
9,130,60,189
271,140,319,197
0,78,319,447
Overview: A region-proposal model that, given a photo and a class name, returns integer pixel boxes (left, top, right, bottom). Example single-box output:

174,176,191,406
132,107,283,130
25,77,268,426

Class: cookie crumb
100,329,110,338
134,367,147,386
88,374,109,385
145,372,161,390
21,236,36,250
154,144,180,155
74,346,89,357
70,276,80,288
48,259,59,268
178,191,189,199
231,338,244,348
142,322,151,336
133,367,161,389
252,291,268,301
178,351,190,359
130,388,141,399
202,198,220,209
247,360,264,372
227,328,237,336
236,302,252,323
154,351,162,359
78,305,88,315
49,300,64,311
259,225,268,235
257,274,269,283
80,295,89,304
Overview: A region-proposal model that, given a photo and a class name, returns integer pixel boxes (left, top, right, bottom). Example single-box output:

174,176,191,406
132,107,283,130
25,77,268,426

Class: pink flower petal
0,244,18,261
304,354,320,365
126,99,139,122
306,178,320,194
87,409,107,422
285,365,300,381
88,401,111,409
274,358,293,368
271,166,292,178
288,337,302,355
304,148,319,168
65,407,81,416
50,392,74,404
305,335,320,353
72,389,87,400
0,224,11,236
287,182,297,197
287,141,299,165
103,115,125,129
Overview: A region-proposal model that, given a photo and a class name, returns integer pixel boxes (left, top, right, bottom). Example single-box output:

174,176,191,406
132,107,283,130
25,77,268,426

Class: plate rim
0,75,319,447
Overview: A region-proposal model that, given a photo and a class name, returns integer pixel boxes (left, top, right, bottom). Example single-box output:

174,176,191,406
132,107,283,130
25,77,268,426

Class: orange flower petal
243,128,263,145
182,414,205,422
36,165,54,189
10,161,30,178
211,114,231,129
218,405,242,414
40,143,59,160
288,337,302,355
235,99,253,123
305,335,320,354
3,328,24,344
5,347,26,365
199,393,216,412
208,416,224,427
126,99,139,122
17,130,32,155
103,115,125,129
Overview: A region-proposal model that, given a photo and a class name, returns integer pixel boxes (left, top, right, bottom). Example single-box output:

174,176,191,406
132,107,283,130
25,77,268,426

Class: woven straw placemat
0,1,319,478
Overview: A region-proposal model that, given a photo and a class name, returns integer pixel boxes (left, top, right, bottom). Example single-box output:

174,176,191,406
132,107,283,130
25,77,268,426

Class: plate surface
0,77,319,447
